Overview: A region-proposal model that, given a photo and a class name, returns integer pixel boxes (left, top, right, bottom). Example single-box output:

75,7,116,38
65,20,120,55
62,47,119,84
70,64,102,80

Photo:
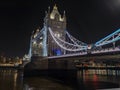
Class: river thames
0,68,120,90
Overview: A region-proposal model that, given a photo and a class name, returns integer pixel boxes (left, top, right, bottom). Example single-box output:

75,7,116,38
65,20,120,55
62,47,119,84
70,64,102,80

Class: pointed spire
48,6,50,10
63,10,66,21
64,10,66,15
48,6,50,14
45,11,48,18
63,10,66,17
50,4,60,20
36,28,39,32
53,4,57,10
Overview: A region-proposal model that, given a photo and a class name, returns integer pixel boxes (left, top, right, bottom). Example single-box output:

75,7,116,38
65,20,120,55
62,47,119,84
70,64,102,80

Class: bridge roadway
48,51,120,62
24,51,120,80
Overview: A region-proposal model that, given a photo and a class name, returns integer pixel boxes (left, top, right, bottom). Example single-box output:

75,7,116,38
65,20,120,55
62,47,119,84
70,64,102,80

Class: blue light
53,49,62,56
56,49,61,55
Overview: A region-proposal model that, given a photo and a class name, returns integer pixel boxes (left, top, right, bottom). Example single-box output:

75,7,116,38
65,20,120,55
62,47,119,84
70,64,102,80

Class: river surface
0,69,120,90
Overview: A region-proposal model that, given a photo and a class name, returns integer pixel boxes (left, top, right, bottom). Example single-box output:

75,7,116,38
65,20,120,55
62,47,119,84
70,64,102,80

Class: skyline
0,0,120,57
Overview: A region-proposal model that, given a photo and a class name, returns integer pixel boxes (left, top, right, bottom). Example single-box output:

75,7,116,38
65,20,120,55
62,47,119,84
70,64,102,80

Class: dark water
0,69,120,90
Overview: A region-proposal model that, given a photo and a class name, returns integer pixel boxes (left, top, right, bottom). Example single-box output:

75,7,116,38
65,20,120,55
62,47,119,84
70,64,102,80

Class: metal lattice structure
48,27,87,51
95,28,120,47
92,28,120,54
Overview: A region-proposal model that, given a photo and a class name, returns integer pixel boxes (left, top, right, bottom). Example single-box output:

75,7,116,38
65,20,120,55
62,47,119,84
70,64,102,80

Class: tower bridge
28,5,120,59
24,5,120,77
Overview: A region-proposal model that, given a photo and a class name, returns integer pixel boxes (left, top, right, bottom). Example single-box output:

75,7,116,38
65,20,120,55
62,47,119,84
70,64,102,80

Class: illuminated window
50,14,55,19
57,33,60,37
55,33,61,38
33,41,36,45
39,42,42,45
34,34,37,38
40,36,43,39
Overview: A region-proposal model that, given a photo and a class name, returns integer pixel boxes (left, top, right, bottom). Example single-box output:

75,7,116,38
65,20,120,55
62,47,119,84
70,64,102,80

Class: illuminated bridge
27,5,120,60
23,5,120,78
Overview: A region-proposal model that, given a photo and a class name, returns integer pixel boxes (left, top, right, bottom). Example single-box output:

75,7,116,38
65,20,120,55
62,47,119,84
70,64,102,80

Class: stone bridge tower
29,5,67,57
44,5,67,56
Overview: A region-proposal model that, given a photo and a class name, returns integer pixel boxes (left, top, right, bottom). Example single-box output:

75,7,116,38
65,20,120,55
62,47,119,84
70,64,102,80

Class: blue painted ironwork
95,28,120,47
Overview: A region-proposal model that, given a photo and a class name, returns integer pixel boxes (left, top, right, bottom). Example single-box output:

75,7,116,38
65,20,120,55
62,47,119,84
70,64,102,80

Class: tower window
55,33,61,38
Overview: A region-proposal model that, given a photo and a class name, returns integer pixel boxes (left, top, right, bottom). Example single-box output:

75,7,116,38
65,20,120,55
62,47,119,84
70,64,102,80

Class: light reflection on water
0,69,120,90
77,69,120,90
23,77,74,90
0,69,74,90
0,69,23,90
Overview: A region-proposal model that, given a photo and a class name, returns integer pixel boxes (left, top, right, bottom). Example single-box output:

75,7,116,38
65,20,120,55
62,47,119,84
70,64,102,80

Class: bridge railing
48,52,87,59
91,46,120,54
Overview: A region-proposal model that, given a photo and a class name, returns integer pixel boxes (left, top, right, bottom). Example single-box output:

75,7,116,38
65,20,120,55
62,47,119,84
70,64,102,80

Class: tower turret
44,4,67,56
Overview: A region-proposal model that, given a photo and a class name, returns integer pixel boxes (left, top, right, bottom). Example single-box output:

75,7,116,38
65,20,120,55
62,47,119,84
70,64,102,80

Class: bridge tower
45,5,66,56
29,5,67,57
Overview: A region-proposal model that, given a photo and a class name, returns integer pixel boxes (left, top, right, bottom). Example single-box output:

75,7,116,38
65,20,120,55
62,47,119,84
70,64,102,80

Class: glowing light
56,49,61,55
40,36,43,39
33,41,36,45
60,17,64,21
50,14,54,19
50,4,60,20
36,29,39,32
39,42,42,45
104,0,120,14
53,4,57,10
57,33,60,37
87,44,92,49
53,49,62,56
34,34,37,38
55,33,61,37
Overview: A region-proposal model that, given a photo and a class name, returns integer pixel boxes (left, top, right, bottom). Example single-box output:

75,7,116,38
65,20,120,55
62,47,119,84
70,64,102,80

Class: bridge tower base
24,56,77,81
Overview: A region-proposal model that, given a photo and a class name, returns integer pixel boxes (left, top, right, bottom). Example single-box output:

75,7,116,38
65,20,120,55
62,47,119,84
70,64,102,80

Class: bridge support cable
91,28,120,54
95,28,120,47
65,31,87,46
48,27,87,52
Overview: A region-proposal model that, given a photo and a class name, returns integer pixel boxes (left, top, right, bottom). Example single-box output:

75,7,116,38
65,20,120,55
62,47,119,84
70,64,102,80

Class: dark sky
0,0,120,57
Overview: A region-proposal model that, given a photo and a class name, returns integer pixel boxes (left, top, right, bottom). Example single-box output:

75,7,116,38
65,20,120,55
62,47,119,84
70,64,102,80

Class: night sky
0,0,120,57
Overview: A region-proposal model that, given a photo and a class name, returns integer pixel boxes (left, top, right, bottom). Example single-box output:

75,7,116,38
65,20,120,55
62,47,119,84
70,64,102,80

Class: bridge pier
24,56,77,81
